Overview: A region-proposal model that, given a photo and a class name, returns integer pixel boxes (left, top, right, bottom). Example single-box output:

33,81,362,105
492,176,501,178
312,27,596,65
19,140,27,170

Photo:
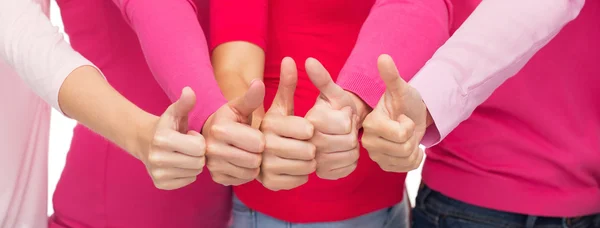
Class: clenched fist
362,54,427,173
141,87,208,190
204,80,266,186
305,58,360,180
258,57,317,191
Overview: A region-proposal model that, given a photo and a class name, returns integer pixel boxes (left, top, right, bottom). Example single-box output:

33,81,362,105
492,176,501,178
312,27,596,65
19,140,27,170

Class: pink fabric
422,0,599,217
49,0,231,227
337,0,451,108
0,0,94,227
337,0,598,217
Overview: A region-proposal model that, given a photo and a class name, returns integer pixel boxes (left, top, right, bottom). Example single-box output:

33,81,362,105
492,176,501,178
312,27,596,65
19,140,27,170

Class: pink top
0,0,93,227
339,0,598,217
423,0,599,217
50,0,230,227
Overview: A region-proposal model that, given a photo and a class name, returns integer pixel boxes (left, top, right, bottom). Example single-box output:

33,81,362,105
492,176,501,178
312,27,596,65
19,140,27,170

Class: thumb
229,79,266,117
305,57,355,111
378,54,409,99
166,87,196,118
273,57,298,115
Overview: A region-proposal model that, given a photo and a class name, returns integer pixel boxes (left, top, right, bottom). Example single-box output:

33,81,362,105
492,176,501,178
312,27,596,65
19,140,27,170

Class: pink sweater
340,0,597,217
49,0,230,227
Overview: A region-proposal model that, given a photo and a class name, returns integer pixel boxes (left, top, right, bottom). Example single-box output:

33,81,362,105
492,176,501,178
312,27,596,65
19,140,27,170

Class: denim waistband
415,185,600,228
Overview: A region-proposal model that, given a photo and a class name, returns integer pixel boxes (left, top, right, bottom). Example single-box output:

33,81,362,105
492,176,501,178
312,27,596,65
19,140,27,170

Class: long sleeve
0,0,95,112
209,0,268,50
409,0,585,146
336,0,451,109
111,0,227,131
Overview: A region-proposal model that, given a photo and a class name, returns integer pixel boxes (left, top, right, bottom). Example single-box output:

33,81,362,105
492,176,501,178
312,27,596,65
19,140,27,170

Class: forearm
58,66,157,158
212,41,265,127
112,0,226,131
409,0,585,146
336,0,450,108
212,41,265,99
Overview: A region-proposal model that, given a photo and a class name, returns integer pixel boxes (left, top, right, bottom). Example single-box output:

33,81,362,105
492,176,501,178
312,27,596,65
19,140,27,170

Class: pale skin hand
203,80,267,186
140,87,208,190
258,57,317,191
362,54,427,172
304,58,361,180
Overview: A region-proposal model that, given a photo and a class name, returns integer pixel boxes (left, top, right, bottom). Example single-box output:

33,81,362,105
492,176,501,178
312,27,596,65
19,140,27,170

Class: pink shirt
339,0,597,216
0,0,93,227
49,0,231,227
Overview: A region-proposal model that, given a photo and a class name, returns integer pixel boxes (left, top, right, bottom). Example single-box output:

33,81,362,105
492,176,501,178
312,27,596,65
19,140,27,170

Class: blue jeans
231,194,409,228
412,185,600,228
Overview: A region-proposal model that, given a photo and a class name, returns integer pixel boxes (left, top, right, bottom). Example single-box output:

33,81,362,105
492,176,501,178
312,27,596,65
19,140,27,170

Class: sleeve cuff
409,61,467,147
187,91,227,133
336,70,386,109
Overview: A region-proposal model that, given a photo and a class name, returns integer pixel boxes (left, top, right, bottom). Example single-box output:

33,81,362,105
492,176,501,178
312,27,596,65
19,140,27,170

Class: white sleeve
0,0,98,112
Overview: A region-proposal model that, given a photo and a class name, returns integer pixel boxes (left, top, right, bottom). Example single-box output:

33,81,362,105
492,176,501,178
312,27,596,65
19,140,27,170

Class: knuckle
361,136,375,150
151,169,167,181
368,151,380,163
152,133,169,147
381,164,396,173
249,156,263,169
147,153,164,167
397,128,411,142
154,182,170,190
348,149,360,162
194,157,206,170
306,144,317,160
205,143,220,156
210,124,227,139
317,171,337,180
260,116,275,131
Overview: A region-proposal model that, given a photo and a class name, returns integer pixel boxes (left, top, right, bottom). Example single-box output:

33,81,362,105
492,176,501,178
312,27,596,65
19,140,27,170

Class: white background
46,1,424,215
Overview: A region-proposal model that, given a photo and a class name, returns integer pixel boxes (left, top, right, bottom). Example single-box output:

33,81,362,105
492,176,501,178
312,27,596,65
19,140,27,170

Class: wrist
425,105,434,127
346,90,372,127
202,112,216,136
129,111,159,160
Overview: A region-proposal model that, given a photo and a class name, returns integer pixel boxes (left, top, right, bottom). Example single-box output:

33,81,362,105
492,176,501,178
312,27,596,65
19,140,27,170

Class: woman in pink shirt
358,0,600,227
46,0,265,227
1,0,228,227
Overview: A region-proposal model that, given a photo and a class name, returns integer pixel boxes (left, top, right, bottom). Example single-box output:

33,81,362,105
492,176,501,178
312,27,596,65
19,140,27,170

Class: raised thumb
228,79,266,117
378,54,409,99
273,57,298,115
167,87,196,118
305,57,355,111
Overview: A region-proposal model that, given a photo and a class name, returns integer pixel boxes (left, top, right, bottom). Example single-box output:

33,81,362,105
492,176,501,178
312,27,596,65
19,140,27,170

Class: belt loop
525,215,538,228
416,184,433,208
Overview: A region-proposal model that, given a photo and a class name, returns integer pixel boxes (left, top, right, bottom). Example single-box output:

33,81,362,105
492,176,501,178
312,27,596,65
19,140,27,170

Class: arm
210,0,268,127
409,0,584,146
336,0,451,124
0,0,155,156
111,0,227,132
1,0,211,189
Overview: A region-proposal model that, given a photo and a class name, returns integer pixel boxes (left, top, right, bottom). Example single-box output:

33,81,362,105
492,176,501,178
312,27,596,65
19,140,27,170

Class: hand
203,80,266,186
258,57,317,191
140,87,207,190
362,54,426,173
304,58,360,180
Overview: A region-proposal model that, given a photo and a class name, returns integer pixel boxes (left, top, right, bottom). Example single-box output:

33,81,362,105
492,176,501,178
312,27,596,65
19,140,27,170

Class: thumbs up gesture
203,80,266,186
141,87,208,190
257,57,317,191
305,58,360,180
362,54,427,173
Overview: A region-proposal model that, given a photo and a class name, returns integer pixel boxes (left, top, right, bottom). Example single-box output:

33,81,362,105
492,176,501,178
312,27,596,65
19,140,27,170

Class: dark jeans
412,185,600,228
